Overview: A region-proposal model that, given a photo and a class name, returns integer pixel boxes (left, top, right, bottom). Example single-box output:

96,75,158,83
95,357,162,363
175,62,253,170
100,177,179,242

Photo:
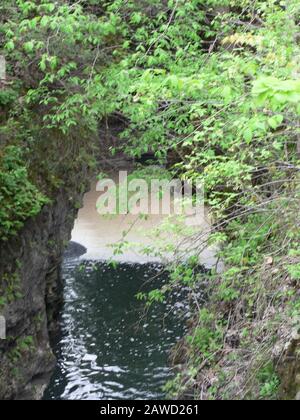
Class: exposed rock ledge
0,185,87,400
278,327,300,400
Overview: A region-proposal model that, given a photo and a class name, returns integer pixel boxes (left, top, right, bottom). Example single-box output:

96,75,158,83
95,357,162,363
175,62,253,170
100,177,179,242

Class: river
43,260,189,400
44,178,217,400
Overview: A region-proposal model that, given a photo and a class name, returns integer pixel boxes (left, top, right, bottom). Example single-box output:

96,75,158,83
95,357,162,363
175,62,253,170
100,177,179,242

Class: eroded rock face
0,187,86,400
278,328,300,400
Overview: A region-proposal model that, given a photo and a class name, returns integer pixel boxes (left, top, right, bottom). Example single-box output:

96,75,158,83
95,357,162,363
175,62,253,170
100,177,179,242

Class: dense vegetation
0,0,299,399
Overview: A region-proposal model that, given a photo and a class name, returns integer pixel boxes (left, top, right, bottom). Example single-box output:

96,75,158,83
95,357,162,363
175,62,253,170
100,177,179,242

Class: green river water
44,259,189,400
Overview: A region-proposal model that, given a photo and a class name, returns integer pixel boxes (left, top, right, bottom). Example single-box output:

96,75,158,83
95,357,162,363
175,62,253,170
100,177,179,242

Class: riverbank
166,185,300,400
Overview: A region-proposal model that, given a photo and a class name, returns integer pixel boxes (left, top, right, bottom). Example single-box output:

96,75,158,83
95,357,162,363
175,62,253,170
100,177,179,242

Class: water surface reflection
44,260,187,400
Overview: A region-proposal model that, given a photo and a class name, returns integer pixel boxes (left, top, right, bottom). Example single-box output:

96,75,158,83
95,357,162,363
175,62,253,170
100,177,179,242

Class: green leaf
24,41,34,53
222,86,232,101
131,12,143,24
49,56,58,71
268,115,283,130
243,128,253,143
40,16,49,28
5,40,15,51
47,3,56,13
39,58,47,72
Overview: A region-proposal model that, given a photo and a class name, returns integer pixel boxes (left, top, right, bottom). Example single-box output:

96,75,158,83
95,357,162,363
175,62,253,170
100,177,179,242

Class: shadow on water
44,257,190,400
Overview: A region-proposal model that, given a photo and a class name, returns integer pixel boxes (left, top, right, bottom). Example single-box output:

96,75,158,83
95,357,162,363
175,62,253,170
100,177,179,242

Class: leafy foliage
1,0,300,400
0,146,48,240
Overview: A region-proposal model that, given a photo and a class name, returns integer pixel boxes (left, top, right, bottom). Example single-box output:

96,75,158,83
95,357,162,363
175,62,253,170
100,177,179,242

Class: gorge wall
0,182,89,400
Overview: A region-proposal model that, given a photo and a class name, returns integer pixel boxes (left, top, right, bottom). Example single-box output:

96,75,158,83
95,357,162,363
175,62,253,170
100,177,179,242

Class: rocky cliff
0,184,88,400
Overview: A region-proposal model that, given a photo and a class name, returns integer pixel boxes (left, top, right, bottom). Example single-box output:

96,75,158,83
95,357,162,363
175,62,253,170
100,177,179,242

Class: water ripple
44,261,188,400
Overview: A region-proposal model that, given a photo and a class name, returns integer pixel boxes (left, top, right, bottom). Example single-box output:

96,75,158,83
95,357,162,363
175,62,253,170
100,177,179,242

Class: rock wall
279,329,300,400
0,184,88,400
